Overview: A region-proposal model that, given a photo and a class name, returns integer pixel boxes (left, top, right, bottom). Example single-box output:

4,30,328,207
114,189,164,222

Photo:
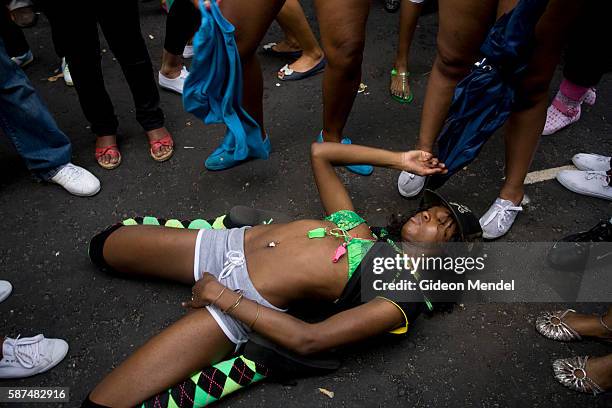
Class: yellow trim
377,296,409,334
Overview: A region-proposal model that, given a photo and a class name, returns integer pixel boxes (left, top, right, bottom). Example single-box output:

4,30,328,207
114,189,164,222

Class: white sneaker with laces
0,335,69,379
0,280,12,303
479,197,523,239
397,171,426,198
49,163,100,197
556,170,612,201
183,45,194,59
61,58,73,86
159,66,189,94
572,153,611,172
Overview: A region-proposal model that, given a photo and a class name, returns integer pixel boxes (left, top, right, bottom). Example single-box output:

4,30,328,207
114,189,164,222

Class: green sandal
390,68,414,104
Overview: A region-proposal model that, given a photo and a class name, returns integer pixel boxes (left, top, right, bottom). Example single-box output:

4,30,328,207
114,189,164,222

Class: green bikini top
308,210,376,280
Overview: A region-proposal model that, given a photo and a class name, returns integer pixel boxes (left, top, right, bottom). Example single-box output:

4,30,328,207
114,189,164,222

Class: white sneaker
182,45,194,59
479,197,523,239
0,280,12,303
572,153,611,172
49,163,100,197
159,66,189,94
61,58,73,86
556,170,612,201
397,171,426,198
0,335,69,379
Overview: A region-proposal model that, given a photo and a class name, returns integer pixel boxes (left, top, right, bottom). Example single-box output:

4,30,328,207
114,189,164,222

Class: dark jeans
563,0,612,88
47,0,164,136
0,38,71,179
0,7,29,57
164,0,201,56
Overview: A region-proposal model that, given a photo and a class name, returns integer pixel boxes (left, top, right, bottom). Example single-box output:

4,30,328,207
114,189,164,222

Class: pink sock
559,78,589,101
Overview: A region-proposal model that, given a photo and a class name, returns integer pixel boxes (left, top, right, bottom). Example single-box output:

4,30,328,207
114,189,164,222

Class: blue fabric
315,132,374,176
0,38,71,180
429,0,548,189
183,0,268,163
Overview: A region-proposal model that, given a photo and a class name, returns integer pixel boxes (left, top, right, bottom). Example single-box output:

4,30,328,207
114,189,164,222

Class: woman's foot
536,310,612,342
159,50,188,94
542,82,596,136
390,66,413,104
553,355,612,395
479,196,524,239
146,127,174,162
277,53,325,81
95,135,122,170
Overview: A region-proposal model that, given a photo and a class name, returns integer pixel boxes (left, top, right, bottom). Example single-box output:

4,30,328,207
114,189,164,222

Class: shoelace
585,171,611,186
481,202,523,232
10,335,41,369
218,250,245,280
57,164,82,183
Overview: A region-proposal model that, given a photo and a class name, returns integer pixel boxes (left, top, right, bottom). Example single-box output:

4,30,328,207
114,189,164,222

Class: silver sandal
535,309,582,341
553,356,605,395
536,310,612,342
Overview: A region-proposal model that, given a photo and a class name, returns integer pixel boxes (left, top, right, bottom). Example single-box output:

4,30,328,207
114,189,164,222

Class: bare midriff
243,220,352,309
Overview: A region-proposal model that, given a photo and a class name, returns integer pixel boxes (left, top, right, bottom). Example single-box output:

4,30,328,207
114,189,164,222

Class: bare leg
220,0,286,137
102,225,199,284
389,0,423,100
276,0,324,73
160,49,183,78
500,0,584,203
315,0,370,142
89,308,234,407
557,306,612,339
414,0,497,151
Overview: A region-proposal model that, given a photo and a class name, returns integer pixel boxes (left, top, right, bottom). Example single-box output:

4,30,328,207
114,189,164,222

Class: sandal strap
95,144,120,159
580,356,606,395
599,315,612,333
149,134,174,150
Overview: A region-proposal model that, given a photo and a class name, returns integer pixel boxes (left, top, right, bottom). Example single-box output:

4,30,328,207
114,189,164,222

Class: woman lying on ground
83,142,482,407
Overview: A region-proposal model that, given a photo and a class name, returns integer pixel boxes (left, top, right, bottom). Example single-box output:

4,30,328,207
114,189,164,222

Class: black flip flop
277,58,326,81
261,42,302,59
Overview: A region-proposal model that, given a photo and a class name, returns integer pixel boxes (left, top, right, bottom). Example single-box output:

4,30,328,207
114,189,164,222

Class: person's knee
435,44,474,82
324,36,365,75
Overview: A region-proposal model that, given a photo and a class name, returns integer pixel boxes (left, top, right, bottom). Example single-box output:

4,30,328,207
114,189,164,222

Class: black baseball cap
419,189,482,242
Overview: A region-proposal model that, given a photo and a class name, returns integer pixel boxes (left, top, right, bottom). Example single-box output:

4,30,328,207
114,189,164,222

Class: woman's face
401,205,457,243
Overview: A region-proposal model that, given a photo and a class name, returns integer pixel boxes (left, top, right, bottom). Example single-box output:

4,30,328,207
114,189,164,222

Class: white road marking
524,165,577,185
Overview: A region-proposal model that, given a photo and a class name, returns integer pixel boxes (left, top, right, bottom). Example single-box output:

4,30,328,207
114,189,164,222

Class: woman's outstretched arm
186,273,407,355
310,142,447,216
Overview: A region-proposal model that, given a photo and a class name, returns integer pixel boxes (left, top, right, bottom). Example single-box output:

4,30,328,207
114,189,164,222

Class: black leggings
46,0,163,136
563,0,612,88
164,0,201,56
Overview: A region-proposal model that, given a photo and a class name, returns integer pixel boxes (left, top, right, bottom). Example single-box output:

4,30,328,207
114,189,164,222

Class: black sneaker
547,220,612,271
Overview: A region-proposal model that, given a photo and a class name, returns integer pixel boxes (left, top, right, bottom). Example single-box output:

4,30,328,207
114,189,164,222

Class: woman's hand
399,151,447,176
182,272,224,309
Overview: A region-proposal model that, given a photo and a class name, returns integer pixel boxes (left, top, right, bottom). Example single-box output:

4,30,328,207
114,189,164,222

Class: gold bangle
209,287,227,308
249,303,261,330
223,293,244,314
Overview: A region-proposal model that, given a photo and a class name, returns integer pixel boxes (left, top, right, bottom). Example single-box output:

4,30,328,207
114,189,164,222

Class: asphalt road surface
1,2,611,407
